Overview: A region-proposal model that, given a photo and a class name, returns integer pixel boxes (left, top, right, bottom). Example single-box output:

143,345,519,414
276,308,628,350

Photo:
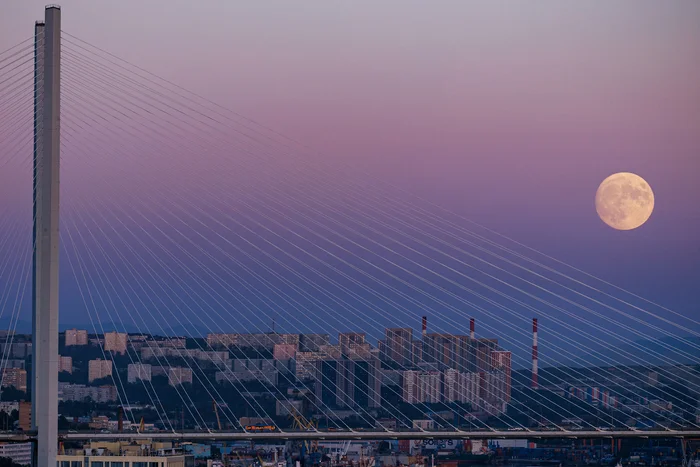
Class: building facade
58,355,73,373
103,331,128,355
128,363,153,383
1,368,27,392
88,359,113,382
65,328,88,346
168,367,193,386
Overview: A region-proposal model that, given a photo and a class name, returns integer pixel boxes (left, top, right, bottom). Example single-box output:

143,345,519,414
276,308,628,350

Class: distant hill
0,316,208,337
546,335,700,368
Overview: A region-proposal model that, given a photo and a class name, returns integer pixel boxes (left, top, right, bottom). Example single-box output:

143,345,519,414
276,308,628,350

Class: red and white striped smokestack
532,318,538,389
422,316,427,336
469,318,475,339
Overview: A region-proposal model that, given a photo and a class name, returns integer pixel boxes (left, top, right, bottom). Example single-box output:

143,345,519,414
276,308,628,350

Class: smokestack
532,318,538,389
469,318,475,339
422,316,427,336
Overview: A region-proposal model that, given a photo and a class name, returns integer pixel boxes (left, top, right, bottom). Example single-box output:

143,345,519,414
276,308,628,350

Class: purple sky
2,2,699,346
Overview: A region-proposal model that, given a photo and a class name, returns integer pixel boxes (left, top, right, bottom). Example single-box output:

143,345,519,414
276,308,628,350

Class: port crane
288,406,319,453
213,400,230,467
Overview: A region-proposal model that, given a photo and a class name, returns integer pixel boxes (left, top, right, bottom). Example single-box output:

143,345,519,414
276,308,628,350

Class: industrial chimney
422,316,427,336
469,318,475,339
532,318,538,389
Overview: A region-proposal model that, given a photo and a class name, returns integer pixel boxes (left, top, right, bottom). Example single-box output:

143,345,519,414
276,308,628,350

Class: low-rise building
59,383,117,403
57,452,193,467
0,442,32,465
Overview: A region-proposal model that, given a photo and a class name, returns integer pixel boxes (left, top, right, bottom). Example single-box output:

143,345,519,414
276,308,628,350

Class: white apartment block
88,359,113,382
59,383,117,403
168,367,193,386
104,331,128,355
127,363,152,383
59,355,73,373
65,328,88,346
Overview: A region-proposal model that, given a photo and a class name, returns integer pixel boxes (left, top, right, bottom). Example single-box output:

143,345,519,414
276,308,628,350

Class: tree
0,388,26,402
0,457,23,467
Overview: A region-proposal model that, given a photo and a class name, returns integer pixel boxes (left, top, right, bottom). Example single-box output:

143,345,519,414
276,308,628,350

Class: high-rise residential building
384,328,413,366
411,340,423,364
337,359,381,408
18,402,31,431
402,371,419,404
402,370,442,404
295,351,330,380
490,350,512,403
443,369,480,405
273,343,297,361
168,367,193,386
480,371,507,414
422,333,471,371
443,368,460,402
344,343,372,360
58,355,73,373
3,360,25,370
10,343,32,359
88,359,113,382
127,363,152,383
65,329,88,346
104,331,128,355
1,368,27,392
338,333,365,352
299,333,330,352
314,359,381,409
474,339,499,373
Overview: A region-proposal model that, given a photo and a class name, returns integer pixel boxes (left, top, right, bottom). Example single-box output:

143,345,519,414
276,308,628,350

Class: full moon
595,172,654,231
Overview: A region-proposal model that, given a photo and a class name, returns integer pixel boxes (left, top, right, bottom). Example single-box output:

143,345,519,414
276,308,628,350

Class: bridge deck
2,430,700,443
58,430,700,441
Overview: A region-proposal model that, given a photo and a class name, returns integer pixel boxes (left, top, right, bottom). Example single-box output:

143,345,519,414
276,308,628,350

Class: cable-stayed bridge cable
56,56,700,406
58,32,700,347
57,81,680,432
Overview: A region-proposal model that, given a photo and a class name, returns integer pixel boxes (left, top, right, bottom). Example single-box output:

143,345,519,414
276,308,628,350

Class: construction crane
289,406,318,453
213,400,223,431
213,400,229,466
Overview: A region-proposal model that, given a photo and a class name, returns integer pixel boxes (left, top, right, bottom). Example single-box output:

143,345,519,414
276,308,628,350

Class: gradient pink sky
2,1,700,318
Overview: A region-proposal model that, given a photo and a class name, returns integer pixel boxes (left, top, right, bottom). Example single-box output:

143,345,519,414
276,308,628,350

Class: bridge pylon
32,5,61,467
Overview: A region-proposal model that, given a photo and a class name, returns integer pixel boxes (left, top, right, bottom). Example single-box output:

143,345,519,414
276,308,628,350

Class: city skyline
1,5,699,467
0,1,699,371
2,7,700,450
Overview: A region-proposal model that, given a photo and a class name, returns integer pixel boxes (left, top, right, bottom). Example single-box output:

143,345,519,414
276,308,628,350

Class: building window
71,462,82,467
92,462,104,467
61,461,70,467
112,462,124,467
